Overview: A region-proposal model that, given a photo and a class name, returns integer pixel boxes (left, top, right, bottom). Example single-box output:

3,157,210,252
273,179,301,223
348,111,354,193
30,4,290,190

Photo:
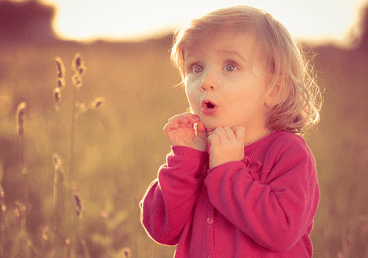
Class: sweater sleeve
140,146,207,245
204,137,319,252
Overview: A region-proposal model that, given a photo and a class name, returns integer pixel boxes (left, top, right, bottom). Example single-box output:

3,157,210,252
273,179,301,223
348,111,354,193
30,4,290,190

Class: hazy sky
42,0,366,42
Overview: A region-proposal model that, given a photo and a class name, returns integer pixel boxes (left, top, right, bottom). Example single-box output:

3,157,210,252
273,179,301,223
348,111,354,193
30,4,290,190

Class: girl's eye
224,63,237,72
191,64,203,74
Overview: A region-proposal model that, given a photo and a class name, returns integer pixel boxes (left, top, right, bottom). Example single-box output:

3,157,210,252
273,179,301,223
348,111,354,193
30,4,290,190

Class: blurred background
0,0,368,257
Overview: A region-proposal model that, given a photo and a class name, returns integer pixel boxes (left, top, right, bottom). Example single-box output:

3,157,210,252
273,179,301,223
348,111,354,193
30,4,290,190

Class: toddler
140,5,322,257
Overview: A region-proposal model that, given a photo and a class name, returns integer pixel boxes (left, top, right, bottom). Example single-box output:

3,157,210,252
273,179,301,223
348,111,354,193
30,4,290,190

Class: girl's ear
265,84,282,107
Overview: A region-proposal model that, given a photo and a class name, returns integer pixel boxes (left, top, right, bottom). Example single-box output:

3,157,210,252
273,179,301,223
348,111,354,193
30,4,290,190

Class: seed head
91,97,105,109
72,54,82,70
72,188,84,219
72,74,83,88
55,57,65,79
16,102,27,137
14,200,26,225
0,185,4,200
53,87,62,103
71,53,86,76
122,247,131,258
0,184,6,212
52,153,62,171
78,66,86,76
57,78,65,89
42,226,50,240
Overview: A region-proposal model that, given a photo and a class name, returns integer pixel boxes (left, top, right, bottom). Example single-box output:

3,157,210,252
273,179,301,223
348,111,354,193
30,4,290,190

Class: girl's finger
196,120,207,139
186,113,200,124
208,132,220,146
168,112,199,125
196,120,207,134
223,126,236,141
163,122,178,134
232,126,246,143
168,112,188,123
212,127,227,143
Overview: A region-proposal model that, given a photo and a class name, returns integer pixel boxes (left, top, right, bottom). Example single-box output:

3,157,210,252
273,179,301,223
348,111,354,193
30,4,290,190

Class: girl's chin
203,122,242,133
197,114,231,132
200,120,214,131
202,121,224,132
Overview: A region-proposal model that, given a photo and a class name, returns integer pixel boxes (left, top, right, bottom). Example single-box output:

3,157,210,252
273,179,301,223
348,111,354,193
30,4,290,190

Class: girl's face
184,31,272,141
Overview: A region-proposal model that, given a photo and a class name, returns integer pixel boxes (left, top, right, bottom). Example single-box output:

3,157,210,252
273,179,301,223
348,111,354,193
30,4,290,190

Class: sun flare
41,0,365,42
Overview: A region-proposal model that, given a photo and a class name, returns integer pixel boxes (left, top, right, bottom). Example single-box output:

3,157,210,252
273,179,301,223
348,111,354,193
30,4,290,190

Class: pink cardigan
140,130,320,257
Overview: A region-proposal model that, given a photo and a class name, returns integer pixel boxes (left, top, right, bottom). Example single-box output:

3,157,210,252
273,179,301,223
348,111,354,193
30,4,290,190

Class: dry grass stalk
14,200,26,226
54,57,66,110
15,102,29,230
0,184,6,212
55,57,66,90
52,152,63,257
71,74,83,88
91,97,104,109
69,54,86,184
71,53,86,88
57,77,66,89
42,226,70,243
52,54,102,258
53,153,62,171
53,87,62,103
55,57,65,79
16,102,27,137
52,153,63,204
42,226,71,257
122,247,131,258
72,188,84,219
41,226,51,241
71,53,86,75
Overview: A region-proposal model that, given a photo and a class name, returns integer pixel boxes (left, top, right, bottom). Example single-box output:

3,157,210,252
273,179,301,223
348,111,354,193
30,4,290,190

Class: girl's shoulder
268,130,314,161
246,130,311,162
252,130,307,150
272,130,306,145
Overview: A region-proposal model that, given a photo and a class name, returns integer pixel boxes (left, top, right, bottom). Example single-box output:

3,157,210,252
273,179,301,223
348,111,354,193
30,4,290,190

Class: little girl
140,5,322,257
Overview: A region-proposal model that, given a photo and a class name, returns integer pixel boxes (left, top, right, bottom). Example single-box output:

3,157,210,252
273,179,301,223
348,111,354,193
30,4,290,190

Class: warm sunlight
1,1,368,257
42,0,365,42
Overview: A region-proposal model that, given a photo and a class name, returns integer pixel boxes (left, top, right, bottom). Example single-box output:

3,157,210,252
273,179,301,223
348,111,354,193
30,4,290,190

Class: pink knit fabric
140,130,319,257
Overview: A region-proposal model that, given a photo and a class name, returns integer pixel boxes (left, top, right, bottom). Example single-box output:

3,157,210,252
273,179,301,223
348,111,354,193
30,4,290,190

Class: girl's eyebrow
184,52,197,61
184,50,247,63
217,50,247,63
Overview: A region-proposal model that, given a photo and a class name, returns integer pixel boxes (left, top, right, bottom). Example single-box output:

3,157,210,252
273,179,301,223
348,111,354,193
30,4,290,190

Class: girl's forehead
184,31,259,60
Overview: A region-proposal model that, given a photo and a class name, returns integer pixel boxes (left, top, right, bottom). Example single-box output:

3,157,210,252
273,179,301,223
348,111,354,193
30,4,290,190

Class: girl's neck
244,128,273,146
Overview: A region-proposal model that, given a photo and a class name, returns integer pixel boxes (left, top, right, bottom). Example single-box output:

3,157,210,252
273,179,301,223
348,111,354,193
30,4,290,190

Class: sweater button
207,218,213,224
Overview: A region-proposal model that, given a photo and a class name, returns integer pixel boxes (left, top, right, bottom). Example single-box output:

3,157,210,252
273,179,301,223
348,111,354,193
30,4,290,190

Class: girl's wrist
172,145,208,157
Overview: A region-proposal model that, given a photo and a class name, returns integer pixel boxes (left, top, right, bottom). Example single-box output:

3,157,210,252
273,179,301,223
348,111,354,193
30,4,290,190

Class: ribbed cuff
172,145,208,159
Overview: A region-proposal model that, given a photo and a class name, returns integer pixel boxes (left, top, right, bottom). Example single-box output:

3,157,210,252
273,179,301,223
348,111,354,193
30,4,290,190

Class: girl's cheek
185,80,202,114
186,94,200,114
188,96,198,111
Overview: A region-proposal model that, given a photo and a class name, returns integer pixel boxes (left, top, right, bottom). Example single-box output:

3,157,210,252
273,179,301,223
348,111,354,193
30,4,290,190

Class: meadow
0,28,368,258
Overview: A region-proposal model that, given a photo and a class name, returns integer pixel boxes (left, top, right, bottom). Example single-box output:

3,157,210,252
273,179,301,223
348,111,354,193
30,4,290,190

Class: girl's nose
200,70,218,92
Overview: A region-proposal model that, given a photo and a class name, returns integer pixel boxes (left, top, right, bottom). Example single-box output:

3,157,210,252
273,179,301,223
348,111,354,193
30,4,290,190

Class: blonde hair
171,6,322,135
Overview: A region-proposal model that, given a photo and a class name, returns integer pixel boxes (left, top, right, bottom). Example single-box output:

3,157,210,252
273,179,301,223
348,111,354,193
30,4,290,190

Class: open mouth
201,100,218,115
206,102,215,109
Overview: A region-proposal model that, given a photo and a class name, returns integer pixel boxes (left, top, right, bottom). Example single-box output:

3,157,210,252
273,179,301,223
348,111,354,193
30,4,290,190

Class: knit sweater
140,130,320,257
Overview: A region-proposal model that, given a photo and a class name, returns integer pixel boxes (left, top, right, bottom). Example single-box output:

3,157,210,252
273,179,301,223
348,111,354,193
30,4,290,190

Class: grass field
0,31,368,257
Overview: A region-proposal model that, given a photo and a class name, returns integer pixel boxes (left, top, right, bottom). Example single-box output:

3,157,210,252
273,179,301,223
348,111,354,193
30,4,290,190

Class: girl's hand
163,113,208,151
208,126,246,169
